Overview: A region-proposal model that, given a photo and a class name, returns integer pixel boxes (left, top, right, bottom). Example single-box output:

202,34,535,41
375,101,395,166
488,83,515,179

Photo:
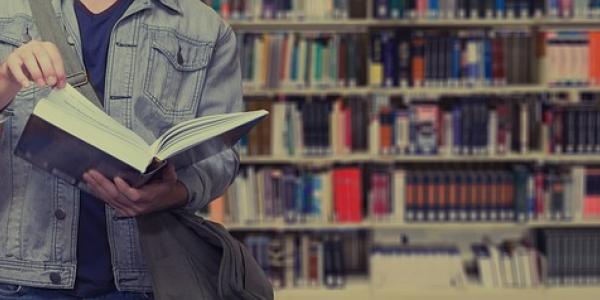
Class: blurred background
198,0,600,299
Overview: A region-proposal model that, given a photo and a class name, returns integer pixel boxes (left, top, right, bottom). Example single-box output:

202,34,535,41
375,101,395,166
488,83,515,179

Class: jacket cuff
177,166,211,212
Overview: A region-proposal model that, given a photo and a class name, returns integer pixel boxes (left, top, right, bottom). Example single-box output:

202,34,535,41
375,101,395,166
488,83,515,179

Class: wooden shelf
231,18,600,31
229,19,371,31
243,85,600,97
224,221,600,231
243,86,370,97
239,154,600,165
275,285,600,300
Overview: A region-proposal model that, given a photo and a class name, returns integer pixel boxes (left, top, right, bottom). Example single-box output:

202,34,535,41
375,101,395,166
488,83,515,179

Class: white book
369,118,381,155
393,170,406,222
271,102,287,156
488,110,498,156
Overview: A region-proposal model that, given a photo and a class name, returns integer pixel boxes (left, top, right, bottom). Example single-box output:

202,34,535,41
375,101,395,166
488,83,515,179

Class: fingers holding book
1,40,66,90
82,164,189,217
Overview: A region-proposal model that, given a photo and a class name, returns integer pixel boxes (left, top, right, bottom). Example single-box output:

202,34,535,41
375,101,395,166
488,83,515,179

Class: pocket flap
150,29,213,72
0,20,27,47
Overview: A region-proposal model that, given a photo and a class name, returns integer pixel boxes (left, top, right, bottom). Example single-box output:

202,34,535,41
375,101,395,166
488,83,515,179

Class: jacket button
54,209,66,220
49,272,61,284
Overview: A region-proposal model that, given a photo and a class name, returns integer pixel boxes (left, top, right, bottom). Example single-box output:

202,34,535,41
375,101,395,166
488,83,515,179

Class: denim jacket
0,0,241,292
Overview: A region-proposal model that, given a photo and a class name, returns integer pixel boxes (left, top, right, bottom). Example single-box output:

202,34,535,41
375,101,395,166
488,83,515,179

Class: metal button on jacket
49,272,61,284
54,209,66,220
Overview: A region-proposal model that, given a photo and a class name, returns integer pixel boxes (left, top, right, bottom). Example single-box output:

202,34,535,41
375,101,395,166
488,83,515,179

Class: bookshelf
201,0,600,298
230,18,600,30
240,154,600,165
243,86,600,97
225,221,600,232
276,285,600,300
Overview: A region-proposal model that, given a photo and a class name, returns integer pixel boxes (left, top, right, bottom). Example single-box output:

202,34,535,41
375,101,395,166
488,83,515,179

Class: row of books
539,229,600,285
242,97,600,157
472,241,542,288
371,99,600,156
369,30,535,88
372,240,542,290
373,0,600,20
238,33,365,90
241,231,600,291
390,166,600,222
241,232,367,289
238,29,600,89
202,0,361,21
543,30,600,86
211,165,600,224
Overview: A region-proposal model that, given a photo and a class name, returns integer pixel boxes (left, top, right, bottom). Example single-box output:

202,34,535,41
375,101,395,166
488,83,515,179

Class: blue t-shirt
66,0,133,297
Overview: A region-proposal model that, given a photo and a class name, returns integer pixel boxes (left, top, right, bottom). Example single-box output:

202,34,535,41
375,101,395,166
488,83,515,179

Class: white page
154,110,268,160
34,85,152,172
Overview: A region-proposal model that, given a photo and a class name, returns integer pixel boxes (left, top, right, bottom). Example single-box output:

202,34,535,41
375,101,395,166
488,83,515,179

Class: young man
0,0,241,298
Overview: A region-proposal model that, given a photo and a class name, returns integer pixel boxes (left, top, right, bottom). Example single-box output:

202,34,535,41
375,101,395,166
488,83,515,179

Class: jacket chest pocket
144,28,213,117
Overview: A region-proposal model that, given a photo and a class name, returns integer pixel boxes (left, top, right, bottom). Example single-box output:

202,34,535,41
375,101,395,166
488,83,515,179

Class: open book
15,84,267,187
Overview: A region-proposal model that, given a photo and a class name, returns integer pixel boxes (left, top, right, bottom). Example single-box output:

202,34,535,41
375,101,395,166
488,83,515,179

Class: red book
589,32,600,85
371,173,388,218
584,168,600,218
535,170,545,219
333,168,363,223
492,34,505,85
220,0,231,20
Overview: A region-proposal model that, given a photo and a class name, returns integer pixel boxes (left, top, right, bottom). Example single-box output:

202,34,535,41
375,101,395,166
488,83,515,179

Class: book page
152,110,268,161
33,84,153,172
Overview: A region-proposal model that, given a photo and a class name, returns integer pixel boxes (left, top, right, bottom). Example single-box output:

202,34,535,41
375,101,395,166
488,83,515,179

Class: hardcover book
15,84,268,188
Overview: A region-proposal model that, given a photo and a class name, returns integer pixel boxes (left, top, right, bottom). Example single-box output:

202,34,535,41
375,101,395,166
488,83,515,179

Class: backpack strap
28,0,103,108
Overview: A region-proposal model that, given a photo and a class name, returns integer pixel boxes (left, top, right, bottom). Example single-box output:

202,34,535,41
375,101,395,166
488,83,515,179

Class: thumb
162,163,177,181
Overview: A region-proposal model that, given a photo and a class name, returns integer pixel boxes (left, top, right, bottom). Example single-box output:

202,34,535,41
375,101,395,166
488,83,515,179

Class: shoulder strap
28,0,103,108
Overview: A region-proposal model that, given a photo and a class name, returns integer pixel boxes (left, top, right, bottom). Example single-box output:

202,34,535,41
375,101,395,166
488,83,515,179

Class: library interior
201,0,600,299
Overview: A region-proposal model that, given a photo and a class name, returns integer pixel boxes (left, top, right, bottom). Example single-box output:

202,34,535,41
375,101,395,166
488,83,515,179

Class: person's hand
83,164,189,217
0,40,66,91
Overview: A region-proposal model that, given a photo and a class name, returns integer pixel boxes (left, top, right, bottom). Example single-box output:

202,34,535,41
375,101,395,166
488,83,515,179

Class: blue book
495,0,505,18
290,38,298,83
294,177,304,222
283,172,298,223
382,32,396,87
451,36,461,85
452,105,462,154
302,175,313,218
376,0,389,18
483,37,493,85
548,0,559,17
312,175,322,218
429,0,440,18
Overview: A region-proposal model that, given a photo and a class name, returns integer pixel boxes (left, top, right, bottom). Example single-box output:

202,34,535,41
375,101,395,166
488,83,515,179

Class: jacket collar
154,0,182,14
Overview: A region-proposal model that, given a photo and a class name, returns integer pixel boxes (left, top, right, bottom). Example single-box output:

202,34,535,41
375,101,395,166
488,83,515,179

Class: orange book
589,32,600,85
427,173,436,220
416,172,425,220
406,173,416,221
448,175,457,220
437,173,446,220
411,37,425,87
379,108,393,153
262,35,270,86
209,195,226,224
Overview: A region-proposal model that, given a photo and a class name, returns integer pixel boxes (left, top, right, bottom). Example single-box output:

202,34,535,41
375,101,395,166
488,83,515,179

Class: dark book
513,165,529,222
397,32,412,87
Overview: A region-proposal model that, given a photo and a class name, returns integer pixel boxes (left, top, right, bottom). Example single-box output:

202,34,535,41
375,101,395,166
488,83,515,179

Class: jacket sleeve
176,23,242,212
